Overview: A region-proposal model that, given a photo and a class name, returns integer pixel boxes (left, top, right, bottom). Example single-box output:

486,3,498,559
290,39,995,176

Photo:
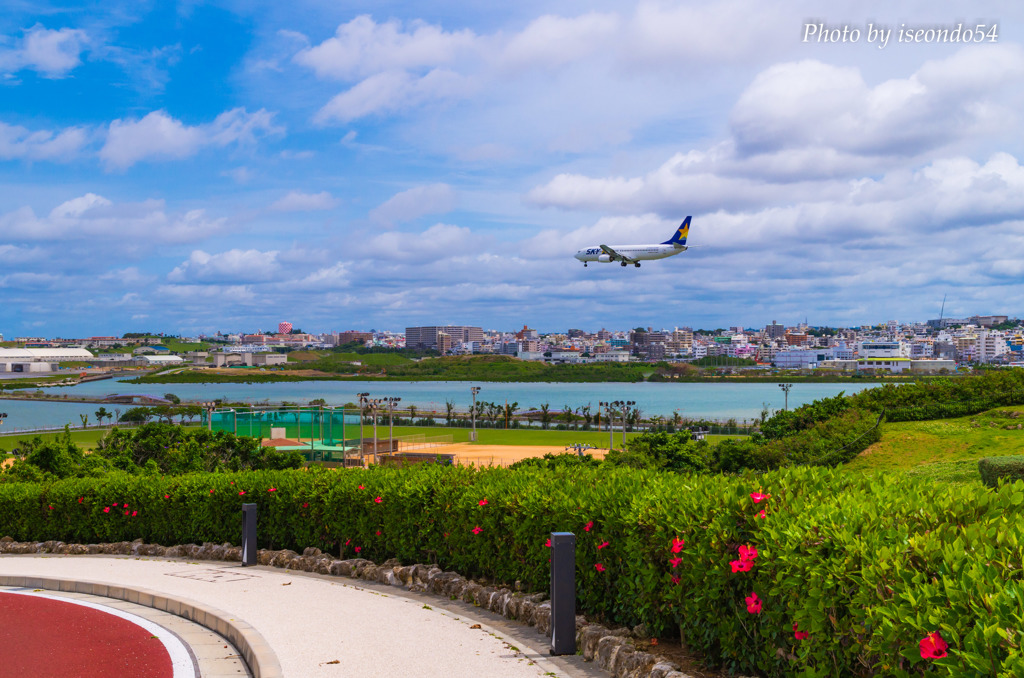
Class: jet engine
598,254,612,263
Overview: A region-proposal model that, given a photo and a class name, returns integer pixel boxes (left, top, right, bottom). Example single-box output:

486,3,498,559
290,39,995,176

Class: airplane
574,217,692,268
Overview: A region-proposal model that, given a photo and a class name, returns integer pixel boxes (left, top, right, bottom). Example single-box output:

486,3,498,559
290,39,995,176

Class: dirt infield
426,443,608,467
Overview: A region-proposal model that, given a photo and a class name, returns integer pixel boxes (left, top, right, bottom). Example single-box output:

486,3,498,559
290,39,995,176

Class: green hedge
978,456,1024,488
3,465,1024,676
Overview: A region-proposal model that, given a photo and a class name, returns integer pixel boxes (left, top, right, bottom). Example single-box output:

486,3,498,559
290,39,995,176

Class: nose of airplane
573,251,583,260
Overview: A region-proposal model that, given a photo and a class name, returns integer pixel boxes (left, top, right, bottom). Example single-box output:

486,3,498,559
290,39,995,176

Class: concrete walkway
0,555,599,678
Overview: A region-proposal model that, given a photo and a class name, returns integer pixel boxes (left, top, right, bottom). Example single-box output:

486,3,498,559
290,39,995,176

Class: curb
0,573,283,678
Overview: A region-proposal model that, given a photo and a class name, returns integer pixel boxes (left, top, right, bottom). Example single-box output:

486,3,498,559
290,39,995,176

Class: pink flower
376,530,382,536
78,497,83,504
731,559,753,573
374,496,382,504
132,511,138,517
544,538,551,548
920,631,948,659
302,502,309,508
164,494,170,499
584,520,594,532
472,526,482,535
478,499,488,506
354,546,361,553
594,563,605,572
597,541,610,550
670,537,685,553
113,502,119,507
209,489,214,494
750,492,771,504
357,485,365,490
268,487,277,492
103,507,110,513
758,509,766,519
239,490,246,496
124,510,130,516
738,545,758,562
123,504,128,508
344,539,351,546
793,623,809,640
669,557,683,568
48,505,54,511
745,592,762,614
671,575,681,585
230,481,234,485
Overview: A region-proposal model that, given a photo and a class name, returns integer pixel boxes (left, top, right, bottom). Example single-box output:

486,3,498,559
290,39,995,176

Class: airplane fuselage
574,244,687,264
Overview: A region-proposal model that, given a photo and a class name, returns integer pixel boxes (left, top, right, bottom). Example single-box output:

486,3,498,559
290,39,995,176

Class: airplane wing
599,244,636,264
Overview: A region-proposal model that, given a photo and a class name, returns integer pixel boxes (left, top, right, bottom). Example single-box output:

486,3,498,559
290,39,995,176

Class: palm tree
408,404,417,426
561,404,574,429
445,400,455,426
95,407,111,427
581,404,593,430
539,403,551,430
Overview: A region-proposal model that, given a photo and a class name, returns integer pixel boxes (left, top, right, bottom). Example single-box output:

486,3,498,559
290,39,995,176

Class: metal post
357,393,369,462
372,399,379,464
550,532,576,655
241,503,257,566
778,383,793,411
470,386,481,442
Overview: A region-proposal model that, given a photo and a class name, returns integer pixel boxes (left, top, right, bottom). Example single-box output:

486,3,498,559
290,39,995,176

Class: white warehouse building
0,348,94,373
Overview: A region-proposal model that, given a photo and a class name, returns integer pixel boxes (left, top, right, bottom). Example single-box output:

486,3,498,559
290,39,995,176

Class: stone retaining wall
0,536,748,678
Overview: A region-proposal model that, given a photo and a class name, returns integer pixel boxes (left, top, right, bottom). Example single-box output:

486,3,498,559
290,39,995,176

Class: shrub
4,465,1024,676
978,456,1024,488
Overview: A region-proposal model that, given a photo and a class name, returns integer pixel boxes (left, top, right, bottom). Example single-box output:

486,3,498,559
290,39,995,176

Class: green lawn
0,428,111,453
845,406,1024,483
368,425,742,447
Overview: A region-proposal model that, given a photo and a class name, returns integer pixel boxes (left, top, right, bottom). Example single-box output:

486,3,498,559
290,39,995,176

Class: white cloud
168,249,282,284
0,25,88,77
0,121,90,161
0,193,225,243
358,222,481,261
501,13,618,69
369,183,457,226
270,190,339,211
99,108,283,170
294,15,478,80
314,68,470,123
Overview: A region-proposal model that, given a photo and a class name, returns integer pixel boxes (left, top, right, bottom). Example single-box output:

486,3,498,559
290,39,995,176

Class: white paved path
0,555,569,678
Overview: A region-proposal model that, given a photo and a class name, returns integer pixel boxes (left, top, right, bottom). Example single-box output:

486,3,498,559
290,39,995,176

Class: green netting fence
203,407,360,444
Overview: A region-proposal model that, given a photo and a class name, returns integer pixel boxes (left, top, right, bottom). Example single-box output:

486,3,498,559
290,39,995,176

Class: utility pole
778,383,793,411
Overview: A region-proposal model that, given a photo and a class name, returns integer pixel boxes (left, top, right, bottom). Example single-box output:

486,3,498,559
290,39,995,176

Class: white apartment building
858,341,910,359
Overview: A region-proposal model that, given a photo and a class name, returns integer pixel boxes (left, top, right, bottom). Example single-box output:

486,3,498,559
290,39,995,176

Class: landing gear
583,263,588,267
620,261,627,267
635,263,641,268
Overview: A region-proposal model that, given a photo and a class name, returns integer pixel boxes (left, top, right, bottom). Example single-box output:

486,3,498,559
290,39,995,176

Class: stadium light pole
778,383,793,411
385,396,401,453
357,393,370,461
470,386,481,442
622,400,636,447
371,398,382,465
599,401,612,450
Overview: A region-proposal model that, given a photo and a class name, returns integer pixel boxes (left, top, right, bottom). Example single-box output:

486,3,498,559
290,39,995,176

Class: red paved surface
0,592,173,678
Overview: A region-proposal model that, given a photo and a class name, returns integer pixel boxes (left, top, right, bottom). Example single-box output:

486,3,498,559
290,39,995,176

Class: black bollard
549,531,576,655
241,503,257,566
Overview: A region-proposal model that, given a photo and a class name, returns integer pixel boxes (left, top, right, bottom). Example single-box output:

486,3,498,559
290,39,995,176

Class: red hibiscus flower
544,538,551,548
919,631,948,659
124,510,130,516
113,502,119,507
209,489,214,494
745,592,762,614
302,502,309,508
478,499,488,506
597,541,610,550
354,546,361,553
731,559,753,573
374,496,382,503
164,494,170,499
78,497,83,504
670,537,685,553
268,487,277,492
584,520,594,532
357,485,365,490
671,575,681,585
103,507,110,513
594,563,605,572
793,623,809,640
376,530,382,536
48,505,54,511
750,492,771,504
472,526,482,535
758,509,766,519
738,545,758,561
132,511,138,517
669,557,683,568
239,490,245,496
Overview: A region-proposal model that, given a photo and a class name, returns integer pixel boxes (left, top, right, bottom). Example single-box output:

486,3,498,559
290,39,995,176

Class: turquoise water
0,378,881,431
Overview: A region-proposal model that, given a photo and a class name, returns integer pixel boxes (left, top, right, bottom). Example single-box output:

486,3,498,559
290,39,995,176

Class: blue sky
2,1,1023,336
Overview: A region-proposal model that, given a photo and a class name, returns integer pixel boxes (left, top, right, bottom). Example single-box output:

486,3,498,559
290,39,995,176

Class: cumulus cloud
501,13,618,69
0,193,225,243
0,121,90,161
270,190,339,211
0,25,89,77
369,183,457,226
314,68,471,124
357,223,481,261
99,108,283,170
168,249,283,284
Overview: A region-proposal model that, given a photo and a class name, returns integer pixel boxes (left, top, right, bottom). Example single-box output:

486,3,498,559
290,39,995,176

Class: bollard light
549,531,576,655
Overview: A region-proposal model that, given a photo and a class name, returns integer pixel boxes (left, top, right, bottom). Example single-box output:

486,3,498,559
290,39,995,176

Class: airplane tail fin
661,216,691,245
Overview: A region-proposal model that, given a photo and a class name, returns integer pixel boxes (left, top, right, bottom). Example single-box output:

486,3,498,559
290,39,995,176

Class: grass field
0,428,111,453
846,406,1024,483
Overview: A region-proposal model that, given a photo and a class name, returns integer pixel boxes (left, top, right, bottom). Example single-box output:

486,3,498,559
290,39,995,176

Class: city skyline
2,1,1023,335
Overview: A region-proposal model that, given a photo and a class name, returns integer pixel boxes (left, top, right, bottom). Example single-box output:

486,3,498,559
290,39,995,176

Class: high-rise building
764,320,785,340
405,325,484,350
